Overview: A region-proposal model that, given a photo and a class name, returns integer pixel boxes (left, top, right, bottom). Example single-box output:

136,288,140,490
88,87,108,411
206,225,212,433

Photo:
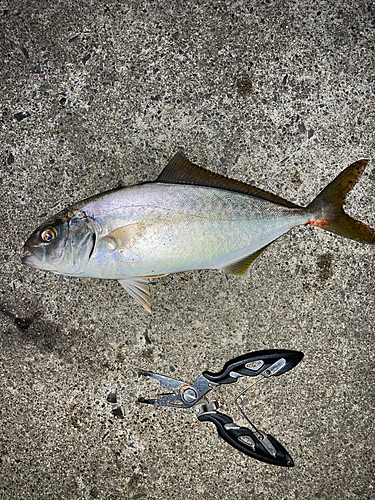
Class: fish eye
41,227,58,243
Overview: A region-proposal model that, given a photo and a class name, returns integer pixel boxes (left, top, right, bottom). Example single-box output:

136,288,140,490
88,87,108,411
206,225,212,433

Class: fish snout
21,234,45,267
22,247,43,267
22,253,38,267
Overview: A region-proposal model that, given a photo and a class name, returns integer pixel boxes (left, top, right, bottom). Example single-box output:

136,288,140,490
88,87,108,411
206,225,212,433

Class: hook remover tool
138,349,303,466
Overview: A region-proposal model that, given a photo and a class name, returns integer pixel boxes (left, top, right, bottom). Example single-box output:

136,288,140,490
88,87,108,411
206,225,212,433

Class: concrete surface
1,0,374,498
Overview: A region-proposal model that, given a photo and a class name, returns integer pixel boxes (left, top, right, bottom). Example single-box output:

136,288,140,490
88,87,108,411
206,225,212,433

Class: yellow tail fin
307,159,375,244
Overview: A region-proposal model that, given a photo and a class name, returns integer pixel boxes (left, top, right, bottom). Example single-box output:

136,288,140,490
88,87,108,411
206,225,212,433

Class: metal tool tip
138,397,156,404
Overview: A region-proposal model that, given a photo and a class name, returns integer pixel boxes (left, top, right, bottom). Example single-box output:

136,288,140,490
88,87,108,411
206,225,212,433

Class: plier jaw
138,373,216,408
139,349,303,467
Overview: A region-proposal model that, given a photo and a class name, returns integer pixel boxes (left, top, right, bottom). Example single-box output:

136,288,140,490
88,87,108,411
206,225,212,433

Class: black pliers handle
202,349,303,384
139,349,303,467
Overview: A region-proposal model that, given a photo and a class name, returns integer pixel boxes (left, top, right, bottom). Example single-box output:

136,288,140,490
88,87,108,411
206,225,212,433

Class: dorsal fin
157,153,301,209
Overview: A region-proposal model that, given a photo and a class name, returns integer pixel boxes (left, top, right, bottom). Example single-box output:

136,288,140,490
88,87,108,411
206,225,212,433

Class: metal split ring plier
138,349,303,467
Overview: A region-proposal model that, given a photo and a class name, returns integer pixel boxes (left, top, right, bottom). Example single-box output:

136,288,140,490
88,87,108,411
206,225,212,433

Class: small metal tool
138,349,303,467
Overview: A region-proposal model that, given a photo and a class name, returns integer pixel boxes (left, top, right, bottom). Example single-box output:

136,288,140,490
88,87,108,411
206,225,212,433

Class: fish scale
82,183,308,278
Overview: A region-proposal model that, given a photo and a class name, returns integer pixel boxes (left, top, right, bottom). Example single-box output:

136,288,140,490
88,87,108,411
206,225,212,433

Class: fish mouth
21,246,43,268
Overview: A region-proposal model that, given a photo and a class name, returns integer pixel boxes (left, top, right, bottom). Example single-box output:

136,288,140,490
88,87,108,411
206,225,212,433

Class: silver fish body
22,154,375,311
80,183,309,279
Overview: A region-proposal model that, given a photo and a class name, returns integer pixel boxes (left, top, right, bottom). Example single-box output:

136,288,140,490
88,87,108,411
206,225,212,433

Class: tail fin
307,159,375,244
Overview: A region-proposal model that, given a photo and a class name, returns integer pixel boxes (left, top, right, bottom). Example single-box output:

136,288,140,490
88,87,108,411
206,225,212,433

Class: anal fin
220,243,271,277
118,278,152,312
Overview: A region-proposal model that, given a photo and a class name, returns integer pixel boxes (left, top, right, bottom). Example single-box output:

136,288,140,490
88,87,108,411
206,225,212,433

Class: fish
22,153,375,312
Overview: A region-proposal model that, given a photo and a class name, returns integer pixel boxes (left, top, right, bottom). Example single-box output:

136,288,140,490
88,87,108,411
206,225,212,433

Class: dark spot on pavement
14,111,30,122
21,47,29,59
112,407,124,419
236,75,253,95
316,253,333,282
107,392,117,403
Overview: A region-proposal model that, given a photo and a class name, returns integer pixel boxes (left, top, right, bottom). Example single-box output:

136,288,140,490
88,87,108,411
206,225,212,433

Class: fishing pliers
138,349,303,467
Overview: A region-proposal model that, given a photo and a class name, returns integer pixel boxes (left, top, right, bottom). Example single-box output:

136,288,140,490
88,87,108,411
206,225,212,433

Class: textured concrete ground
1,0,375,499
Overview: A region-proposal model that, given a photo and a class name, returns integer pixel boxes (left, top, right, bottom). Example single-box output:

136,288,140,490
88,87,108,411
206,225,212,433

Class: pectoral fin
118,278,152,312
101,223,146,250
220,243,271,277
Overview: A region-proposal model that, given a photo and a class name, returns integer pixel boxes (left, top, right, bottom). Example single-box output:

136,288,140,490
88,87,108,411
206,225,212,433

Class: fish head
22,209,97,276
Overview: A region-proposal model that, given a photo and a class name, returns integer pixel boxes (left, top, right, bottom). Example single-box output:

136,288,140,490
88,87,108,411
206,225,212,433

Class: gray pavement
1,0,374,498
